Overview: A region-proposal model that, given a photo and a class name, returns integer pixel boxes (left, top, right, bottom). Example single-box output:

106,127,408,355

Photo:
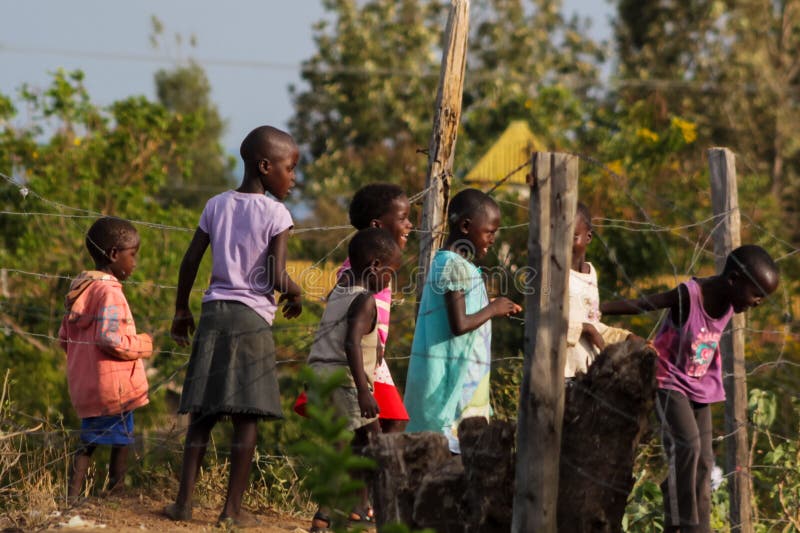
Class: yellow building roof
464,120,542,187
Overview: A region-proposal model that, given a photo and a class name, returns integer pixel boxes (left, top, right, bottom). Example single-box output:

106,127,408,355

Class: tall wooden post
416,0,469,300
708,147,753,531
512,152,578,532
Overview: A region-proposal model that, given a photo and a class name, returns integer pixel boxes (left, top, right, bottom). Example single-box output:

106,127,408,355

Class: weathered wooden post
512,152,578,532
708,147,753,531
416,0,469,302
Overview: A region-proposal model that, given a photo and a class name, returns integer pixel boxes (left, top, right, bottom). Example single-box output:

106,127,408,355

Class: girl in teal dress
404,189,521,453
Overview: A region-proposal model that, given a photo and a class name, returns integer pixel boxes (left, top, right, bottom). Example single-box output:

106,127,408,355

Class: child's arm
444,291,522,336
581,323,605,351
601,285,690,325
600,286,680,315
171,228,210,346
95,294,153,361
345,292,379,419
266,229,302,319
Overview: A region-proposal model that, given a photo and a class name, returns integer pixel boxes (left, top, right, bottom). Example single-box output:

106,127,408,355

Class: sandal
348,507,374,525
310,510,332,532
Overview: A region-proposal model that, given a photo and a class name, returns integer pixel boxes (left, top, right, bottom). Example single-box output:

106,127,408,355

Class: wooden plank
708,147,753,531
512,152,578,532
416,0,470,301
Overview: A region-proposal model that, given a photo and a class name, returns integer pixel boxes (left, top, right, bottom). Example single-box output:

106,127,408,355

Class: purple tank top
653,278,734,403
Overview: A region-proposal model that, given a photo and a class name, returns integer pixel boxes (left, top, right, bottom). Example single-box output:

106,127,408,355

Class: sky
1,0,613,152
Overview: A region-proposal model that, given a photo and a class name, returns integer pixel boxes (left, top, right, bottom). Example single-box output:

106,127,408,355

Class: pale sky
1,0,613,151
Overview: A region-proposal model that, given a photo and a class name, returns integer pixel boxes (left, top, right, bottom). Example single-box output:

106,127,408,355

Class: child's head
348,228,402,293
573,202,593,263
447,188,501,260
86,217,140,280
240,125,299,200
349,183,413,250
723,244,779,312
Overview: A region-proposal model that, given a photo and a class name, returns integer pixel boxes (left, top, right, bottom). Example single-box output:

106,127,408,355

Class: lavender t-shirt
199,190,293,325
653,278,734,404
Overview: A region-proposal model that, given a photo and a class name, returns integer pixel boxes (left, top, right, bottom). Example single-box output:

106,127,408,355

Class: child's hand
357,388,379,419
171,309,195,347
489,297,523,318
581,323,605,351
279,293,302,319
140,333,154,357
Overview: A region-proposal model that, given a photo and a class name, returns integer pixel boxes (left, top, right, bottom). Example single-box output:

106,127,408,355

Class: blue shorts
80,412,134,446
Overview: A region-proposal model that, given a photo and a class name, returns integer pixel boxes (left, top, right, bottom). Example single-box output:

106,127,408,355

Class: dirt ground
3,491,315,533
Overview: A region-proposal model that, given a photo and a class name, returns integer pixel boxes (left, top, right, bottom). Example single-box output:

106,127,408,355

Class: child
404,188,521,453
306,227,402,532
295,183,413,433
59,216,154,502
601,244,779,532
565,202,635,378
164,126,303,527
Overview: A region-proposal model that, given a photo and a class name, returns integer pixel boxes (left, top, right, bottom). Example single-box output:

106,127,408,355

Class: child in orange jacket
59,216,153,502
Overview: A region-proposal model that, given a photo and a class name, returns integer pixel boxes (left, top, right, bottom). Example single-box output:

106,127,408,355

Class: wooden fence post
708,147,753,532
512,152,578,532
416,0,469,301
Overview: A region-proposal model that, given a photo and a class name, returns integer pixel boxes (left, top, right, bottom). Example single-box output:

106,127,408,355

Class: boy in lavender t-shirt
165,126,303,528
199,189,293,324
602,245,778,532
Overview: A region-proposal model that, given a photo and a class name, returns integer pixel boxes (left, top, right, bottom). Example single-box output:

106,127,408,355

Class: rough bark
557,337,658,533
366,339,656,532
365,419,515,532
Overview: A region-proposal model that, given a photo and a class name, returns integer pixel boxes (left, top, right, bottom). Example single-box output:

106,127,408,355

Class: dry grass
1,372,313,530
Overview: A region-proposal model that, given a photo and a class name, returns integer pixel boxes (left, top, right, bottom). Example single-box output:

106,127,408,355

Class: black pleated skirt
178,300,283,419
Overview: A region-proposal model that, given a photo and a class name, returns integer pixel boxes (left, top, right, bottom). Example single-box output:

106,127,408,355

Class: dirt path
22,492,313,532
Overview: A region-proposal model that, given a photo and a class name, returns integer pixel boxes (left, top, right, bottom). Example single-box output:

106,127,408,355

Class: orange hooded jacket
58,271,153,418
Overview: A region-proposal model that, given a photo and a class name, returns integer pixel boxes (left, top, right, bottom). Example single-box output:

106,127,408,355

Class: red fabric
293,391,308,417
372,381,409,420
293,381,409,421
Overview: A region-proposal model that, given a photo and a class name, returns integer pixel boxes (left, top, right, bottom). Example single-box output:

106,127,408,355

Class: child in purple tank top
601,245,778,533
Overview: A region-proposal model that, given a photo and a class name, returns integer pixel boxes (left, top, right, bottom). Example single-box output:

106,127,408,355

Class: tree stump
365,419,516,532
557,337,658,532
366,339,655,532
365,431,453,528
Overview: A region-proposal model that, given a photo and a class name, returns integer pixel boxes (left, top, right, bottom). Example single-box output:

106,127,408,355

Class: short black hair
447,188,498,231
348,227,399,274
576,202,592,230
86,217,138,266
240,125,296,164
724,244,778,283
349,183,406,229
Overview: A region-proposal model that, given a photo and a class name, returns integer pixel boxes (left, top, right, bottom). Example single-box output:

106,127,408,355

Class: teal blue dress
404,250,492,452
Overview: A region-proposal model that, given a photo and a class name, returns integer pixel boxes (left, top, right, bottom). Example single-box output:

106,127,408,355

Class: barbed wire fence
1,145,799,529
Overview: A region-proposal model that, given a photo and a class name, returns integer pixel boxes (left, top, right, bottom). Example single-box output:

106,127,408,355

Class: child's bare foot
217,510,261,529
163,502,192,522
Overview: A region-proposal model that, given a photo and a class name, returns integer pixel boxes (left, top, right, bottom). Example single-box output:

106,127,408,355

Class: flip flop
310,510,332,533
348,507,374,525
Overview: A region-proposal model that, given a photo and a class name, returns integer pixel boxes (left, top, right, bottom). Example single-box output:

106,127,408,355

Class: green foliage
0,68,205,426
153,62,236,208
749,389,800,530
623,439,729,532
289,367,373,531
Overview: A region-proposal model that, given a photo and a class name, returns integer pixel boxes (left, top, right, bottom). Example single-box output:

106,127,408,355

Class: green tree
613,0,800,222
150,17,236,209
0,69,203,420
461,0,604,162
289,0,443,256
